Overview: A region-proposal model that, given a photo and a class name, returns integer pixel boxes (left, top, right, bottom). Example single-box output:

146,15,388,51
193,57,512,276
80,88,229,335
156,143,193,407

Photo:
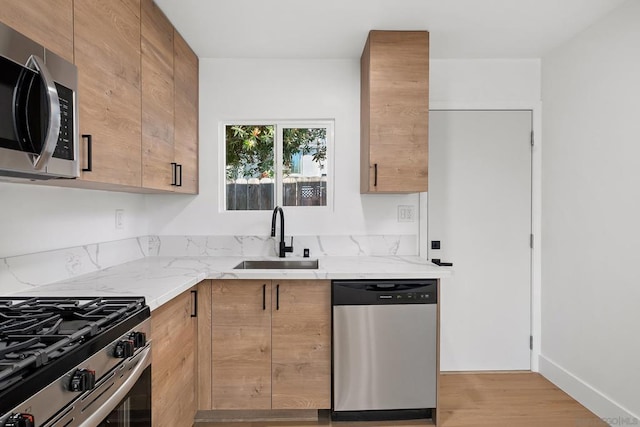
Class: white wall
430,58,542,107
0,182,147,258
541,0,640,421
146,59,420,238
0,58,541,261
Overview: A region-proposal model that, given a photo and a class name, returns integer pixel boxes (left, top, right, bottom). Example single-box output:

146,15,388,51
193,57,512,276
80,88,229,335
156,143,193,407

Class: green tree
226,125,327,180
283,128,327,174
225,125,275,180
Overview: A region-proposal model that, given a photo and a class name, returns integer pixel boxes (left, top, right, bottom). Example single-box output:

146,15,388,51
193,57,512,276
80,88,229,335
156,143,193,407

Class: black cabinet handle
190,290,198,317
431,258,453,267
374,163,378,187
262,284,266,310
171,163,183,187
82,134,92,172
276,284,280,310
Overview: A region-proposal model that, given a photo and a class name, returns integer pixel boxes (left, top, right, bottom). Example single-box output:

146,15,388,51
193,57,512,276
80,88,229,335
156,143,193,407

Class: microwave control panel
53,83,74,161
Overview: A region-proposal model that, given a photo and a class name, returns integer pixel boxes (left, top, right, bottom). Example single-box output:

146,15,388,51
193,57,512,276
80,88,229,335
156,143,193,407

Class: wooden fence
227,177,326,210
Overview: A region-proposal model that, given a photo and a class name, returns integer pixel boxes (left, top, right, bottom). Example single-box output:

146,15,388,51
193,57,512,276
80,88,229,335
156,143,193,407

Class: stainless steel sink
233,259,319,270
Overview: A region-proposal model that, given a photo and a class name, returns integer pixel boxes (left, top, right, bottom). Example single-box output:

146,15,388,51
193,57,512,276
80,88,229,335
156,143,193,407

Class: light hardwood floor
195,372,607,427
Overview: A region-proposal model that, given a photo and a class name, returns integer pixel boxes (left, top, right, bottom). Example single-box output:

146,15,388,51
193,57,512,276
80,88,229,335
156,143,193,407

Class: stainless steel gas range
0,297,151,427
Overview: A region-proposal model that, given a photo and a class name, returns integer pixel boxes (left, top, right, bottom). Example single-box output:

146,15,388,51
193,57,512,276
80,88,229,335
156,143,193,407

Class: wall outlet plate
398,205,416,222
115,209,125,230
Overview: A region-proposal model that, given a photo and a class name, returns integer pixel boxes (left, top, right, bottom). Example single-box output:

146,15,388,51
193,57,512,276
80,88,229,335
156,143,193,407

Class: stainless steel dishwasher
332,279,438,422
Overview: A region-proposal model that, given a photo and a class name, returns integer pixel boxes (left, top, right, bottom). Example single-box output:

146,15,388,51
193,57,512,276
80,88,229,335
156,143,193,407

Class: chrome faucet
271,206,293,258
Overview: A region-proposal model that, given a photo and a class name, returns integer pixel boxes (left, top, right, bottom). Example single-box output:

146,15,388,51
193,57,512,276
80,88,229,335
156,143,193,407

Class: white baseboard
539,355,639,425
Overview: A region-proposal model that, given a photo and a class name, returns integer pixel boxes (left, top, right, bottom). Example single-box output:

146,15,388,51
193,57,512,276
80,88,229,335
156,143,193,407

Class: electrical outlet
397,205,416,222
115,209,125,230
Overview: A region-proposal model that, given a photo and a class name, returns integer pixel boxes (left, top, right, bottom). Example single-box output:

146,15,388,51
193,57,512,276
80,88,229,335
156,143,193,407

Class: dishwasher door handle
365,284,398,291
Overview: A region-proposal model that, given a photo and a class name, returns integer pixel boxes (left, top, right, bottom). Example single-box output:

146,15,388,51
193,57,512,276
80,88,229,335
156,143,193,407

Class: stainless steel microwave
0,21,79,180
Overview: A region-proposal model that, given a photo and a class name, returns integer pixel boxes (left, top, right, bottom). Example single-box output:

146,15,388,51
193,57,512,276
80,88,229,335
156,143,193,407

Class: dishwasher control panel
333,280,438,305
377,292,434,302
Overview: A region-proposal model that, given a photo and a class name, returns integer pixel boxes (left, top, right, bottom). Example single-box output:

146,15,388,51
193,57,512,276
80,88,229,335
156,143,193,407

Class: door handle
276,284,280,310
431,258,453,267
82,134,93,172
262,284,266,310
25,55,60,171
374,163,378,187
190,290,198,317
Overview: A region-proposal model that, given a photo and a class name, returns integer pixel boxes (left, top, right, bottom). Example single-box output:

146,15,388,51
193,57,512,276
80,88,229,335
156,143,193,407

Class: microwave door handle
25,55,60,170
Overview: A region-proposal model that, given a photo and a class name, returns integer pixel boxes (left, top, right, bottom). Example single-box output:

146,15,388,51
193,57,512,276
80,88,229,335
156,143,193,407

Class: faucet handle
285,236,294,253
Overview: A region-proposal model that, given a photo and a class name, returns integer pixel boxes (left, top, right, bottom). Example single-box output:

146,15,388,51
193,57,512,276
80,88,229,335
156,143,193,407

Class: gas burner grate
0,296,147,391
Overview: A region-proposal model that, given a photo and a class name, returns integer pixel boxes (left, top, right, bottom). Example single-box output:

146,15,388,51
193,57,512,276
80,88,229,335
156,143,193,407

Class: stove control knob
4,413,35,427
114,339,135,358
70,369,96,392
129,331,147,348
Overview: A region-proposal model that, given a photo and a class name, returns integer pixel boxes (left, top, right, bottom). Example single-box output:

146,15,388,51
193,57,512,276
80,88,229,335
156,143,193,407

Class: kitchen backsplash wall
0,237,148,295
0,182,148,259
149,234,417,257
0,234,415,295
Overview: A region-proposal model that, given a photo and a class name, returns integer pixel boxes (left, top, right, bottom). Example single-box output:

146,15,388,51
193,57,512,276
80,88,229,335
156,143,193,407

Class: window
224,121,332,211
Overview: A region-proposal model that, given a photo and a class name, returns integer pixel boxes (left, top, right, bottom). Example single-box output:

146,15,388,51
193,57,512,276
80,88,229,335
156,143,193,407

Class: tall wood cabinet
151,286,198,426
207,280,331,410
360,30,430,193
141,0,199,194
0,0,74,62
141,0,175,191
74,0,143,187
173,30,199,194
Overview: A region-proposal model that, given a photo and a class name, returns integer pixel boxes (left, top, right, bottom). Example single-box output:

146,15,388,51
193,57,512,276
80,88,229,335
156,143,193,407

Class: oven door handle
25,55,61,171
79,345,152,427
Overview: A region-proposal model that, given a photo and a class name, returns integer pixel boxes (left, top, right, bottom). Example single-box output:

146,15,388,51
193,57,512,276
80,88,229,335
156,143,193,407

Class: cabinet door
212,281,272,409
141,0,174,191
74,0,142,187
271,280,331,409
0,0,73,62
173,30,199,194
361,31,429,193
151,287,197,426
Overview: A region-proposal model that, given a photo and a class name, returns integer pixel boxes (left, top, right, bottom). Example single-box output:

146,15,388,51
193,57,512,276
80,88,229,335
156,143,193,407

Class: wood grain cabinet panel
361,30,429,193
211,281,272,410
208,280,331,411
141,0,174,191
173,30,199,194
74,0,142,187
0,0,74,62
151,286,197,427
271,280,331,409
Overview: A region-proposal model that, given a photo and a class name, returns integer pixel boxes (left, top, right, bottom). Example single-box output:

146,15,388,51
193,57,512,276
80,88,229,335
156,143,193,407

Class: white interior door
428,110,532,371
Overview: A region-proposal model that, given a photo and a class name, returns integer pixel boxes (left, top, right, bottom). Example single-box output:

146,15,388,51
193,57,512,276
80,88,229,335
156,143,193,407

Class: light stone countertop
15,255,451,311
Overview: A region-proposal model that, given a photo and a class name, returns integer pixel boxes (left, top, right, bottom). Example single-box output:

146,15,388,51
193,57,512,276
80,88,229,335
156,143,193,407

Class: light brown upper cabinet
74,0,143,188
360,30,429,193
141,0,175,191
141,0,199,194
2,0,198,193
209,280,331,410
0,0,74,62
173,30,199,194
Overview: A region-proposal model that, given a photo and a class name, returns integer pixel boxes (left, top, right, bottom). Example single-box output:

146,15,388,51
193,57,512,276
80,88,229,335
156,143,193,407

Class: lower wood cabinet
151,285,199,426
207,280,331,410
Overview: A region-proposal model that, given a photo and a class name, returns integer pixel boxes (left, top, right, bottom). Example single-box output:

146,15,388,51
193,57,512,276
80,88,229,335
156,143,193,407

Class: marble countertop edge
11,255,452,311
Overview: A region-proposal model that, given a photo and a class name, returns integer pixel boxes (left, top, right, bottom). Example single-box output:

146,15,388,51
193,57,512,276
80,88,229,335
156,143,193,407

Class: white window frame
220,120,334,212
